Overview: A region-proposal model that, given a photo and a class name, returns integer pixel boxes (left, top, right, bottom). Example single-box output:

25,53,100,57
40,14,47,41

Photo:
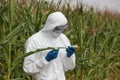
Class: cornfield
0,0,120,80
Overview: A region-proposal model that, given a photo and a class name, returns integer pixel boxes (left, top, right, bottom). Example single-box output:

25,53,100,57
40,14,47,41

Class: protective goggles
53,24,67,33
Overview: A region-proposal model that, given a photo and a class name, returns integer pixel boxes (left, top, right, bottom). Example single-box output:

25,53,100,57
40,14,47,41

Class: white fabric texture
23,12,76,80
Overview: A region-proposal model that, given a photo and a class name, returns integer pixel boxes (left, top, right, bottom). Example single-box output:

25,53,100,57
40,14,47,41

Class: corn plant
0,0,120,80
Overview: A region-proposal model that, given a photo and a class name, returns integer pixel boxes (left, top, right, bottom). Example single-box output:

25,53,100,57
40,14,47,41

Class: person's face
52,24,67,37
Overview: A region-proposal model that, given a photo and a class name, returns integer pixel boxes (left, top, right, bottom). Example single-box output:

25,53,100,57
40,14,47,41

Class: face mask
52,24,67,37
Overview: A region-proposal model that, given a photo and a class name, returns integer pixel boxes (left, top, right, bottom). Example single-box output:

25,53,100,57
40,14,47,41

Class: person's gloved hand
45,49,59,62
66,46,75,57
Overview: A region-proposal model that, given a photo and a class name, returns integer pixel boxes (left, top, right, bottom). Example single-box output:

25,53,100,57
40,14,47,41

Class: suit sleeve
61,34,76,71
23,38,49,75
63,53,76,71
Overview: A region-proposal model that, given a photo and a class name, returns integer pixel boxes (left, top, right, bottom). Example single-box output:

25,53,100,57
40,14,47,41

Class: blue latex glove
66,46,75,57
45,49,59,62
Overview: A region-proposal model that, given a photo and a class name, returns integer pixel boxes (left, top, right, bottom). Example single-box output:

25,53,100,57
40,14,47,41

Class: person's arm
23,39,49,74
63,53,76,71
60,34,76,71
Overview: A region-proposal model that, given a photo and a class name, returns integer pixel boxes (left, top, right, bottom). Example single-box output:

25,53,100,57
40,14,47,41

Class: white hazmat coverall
23,12,76,80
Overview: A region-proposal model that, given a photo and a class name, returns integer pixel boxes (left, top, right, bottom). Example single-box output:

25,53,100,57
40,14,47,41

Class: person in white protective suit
23,11,76,80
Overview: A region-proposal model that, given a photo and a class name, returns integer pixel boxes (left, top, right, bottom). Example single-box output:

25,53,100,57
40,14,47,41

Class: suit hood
41,12,67,32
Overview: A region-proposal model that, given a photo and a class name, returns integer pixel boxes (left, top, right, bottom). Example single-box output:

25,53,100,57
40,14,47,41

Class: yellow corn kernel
72,45,78,49
54,47,58,50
